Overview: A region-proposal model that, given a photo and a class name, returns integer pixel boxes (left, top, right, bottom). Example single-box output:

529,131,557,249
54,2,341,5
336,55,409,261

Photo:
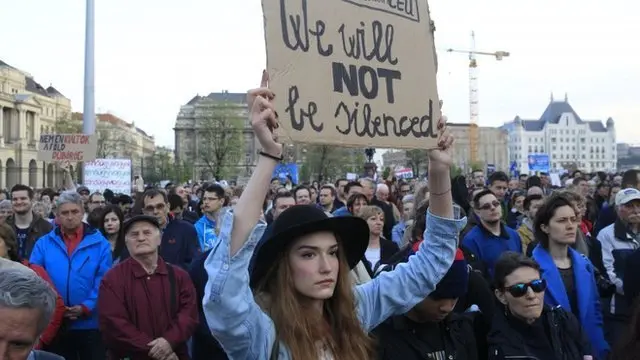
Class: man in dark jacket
140,189,199,269
373,249,483,360
7,184,53,260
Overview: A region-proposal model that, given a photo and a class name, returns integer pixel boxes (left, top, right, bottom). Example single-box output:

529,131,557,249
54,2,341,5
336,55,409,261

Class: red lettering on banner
52,151,84,161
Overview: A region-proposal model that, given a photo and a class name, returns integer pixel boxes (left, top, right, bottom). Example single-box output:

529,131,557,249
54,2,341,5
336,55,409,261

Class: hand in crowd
427,115,453,169
63,305,83,320
147,337,172,360
248,70,282,157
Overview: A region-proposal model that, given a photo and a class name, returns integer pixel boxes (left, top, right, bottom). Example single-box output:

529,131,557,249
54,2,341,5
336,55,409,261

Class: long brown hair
256,237,374,359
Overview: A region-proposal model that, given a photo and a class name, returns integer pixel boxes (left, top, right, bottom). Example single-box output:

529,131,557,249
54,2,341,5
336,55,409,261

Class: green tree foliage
197,102,244,180
298,145,365,183
382,166,391,179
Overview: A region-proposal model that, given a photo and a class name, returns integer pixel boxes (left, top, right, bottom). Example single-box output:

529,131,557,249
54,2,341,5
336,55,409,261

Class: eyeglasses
478,200,501,211
144,203,166,212
504,279,547,298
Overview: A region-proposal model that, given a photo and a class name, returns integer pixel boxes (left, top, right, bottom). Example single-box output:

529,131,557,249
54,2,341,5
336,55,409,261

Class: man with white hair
0,267,64,359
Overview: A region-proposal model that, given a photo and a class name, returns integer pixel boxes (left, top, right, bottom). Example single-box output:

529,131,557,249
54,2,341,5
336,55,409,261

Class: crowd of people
2,79,640,360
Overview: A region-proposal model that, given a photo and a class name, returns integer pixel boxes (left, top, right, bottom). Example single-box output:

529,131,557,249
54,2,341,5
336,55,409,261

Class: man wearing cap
597,187,640,344
98,215,198,360
372,249,481,359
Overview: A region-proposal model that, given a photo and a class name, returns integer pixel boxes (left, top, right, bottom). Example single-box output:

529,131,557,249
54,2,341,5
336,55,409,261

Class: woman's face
0,236,9,259
403,202,415,221
33,205,46,219
288,231,339,302
366,212,384,237
496,266,545,323
541,205,577,245
351,199,367,215
513,195,525,212
103,212,121,235
0,208,11,224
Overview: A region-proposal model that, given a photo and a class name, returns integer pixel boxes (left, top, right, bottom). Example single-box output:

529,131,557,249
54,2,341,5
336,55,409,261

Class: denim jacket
203,210,466,359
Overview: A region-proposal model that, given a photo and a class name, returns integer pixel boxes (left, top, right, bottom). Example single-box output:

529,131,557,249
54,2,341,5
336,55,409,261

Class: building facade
503,95,616,173
70,112,156,176
0,59,73,189
174,91,259,181
381,124,509,173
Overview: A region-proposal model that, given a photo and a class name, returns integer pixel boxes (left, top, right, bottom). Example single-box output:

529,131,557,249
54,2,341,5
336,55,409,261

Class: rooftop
505,93,612,133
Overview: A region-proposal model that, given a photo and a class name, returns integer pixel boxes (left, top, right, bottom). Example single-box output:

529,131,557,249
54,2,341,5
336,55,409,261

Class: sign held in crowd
37,134,98,162
84,159,132,194
262,0,441,149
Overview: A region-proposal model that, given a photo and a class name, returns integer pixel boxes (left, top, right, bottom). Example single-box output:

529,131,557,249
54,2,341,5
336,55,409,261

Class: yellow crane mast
446,32,509,165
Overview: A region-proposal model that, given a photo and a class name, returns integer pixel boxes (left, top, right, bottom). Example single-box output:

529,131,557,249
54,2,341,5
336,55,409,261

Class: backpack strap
167,264,177,315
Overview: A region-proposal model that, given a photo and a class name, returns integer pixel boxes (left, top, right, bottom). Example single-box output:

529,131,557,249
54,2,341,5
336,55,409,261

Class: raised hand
428,115,453,168
248,71,282,157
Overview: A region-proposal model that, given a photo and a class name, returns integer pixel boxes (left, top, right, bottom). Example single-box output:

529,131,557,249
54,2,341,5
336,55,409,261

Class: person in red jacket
0,223,65,349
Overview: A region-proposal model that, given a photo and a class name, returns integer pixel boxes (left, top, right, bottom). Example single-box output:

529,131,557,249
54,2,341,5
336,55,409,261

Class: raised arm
356,115,466,330
230,71,282,256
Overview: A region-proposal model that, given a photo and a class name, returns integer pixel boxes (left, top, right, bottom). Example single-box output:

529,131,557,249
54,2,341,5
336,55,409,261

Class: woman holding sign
202,72,464,359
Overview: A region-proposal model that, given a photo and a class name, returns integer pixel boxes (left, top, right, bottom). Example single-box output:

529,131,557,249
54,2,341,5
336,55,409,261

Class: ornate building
0,59,73,189
174,91,259,181
502,94,617,173
69,112,156,176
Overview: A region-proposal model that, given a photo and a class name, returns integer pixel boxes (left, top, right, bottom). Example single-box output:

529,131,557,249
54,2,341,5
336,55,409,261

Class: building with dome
502,93,617,173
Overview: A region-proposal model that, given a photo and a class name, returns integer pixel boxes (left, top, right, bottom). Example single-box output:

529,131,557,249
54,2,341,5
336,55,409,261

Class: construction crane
446,32,509,165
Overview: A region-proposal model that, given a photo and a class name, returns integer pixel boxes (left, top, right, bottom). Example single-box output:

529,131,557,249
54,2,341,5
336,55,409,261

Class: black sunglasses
505,279,547,298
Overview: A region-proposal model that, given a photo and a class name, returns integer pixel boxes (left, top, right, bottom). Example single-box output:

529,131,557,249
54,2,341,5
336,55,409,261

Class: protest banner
83,159,132,194
262,0,440,149
37,134,98,162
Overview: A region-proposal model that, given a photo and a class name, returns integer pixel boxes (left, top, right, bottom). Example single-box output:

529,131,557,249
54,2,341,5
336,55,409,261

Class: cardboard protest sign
262,0,440,149
37,134,98,162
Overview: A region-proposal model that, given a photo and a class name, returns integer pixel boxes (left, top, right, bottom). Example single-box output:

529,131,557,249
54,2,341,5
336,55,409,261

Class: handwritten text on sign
262,0,440,149
37,134,98,162
84,159,132,195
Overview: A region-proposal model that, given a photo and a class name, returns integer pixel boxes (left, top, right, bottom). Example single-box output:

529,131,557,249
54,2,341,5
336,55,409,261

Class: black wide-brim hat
250,205,369,289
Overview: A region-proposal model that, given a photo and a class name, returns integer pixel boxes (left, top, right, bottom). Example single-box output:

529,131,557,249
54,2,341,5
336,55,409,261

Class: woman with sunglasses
488,251,594,360
530,193,609,359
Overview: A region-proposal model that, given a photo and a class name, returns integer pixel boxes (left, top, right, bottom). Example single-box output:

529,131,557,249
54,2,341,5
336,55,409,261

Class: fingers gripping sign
249,71,283,157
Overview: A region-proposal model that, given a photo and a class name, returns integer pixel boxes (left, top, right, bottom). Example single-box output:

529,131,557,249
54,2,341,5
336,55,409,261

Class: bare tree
405,149,429,178
197,108,244,180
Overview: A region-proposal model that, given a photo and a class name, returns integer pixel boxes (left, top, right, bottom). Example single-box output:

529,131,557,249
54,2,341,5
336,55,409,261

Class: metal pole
81,0,95,185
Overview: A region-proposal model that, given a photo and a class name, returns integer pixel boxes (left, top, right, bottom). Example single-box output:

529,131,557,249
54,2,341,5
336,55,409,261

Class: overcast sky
1,0,638,152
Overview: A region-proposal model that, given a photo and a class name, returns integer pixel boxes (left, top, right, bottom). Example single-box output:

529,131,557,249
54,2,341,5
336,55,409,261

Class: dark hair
533,192,576,248
273,191,294,207
87,207,105,229
89,191,103,203
319,185,336,196
509,191,526,209
293,185,310,198
41,188,57,201
346,193,368,213
488,171,509,186
622,170,640,189
0,223,19,261
10,184,34,200
493,251,541,289
115,194,133,205
334,178,347,187
99,205,126,261
344,181,363,195
572,177,587,186
204,184,225,199
523,194,544,211
472,189,495,209
167,194,183,212
526,175,542,189
142,188,168,203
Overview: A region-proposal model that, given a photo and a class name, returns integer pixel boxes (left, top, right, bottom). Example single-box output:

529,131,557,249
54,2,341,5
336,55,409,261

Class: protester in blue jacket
531,193,609,359
29,190,112,360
